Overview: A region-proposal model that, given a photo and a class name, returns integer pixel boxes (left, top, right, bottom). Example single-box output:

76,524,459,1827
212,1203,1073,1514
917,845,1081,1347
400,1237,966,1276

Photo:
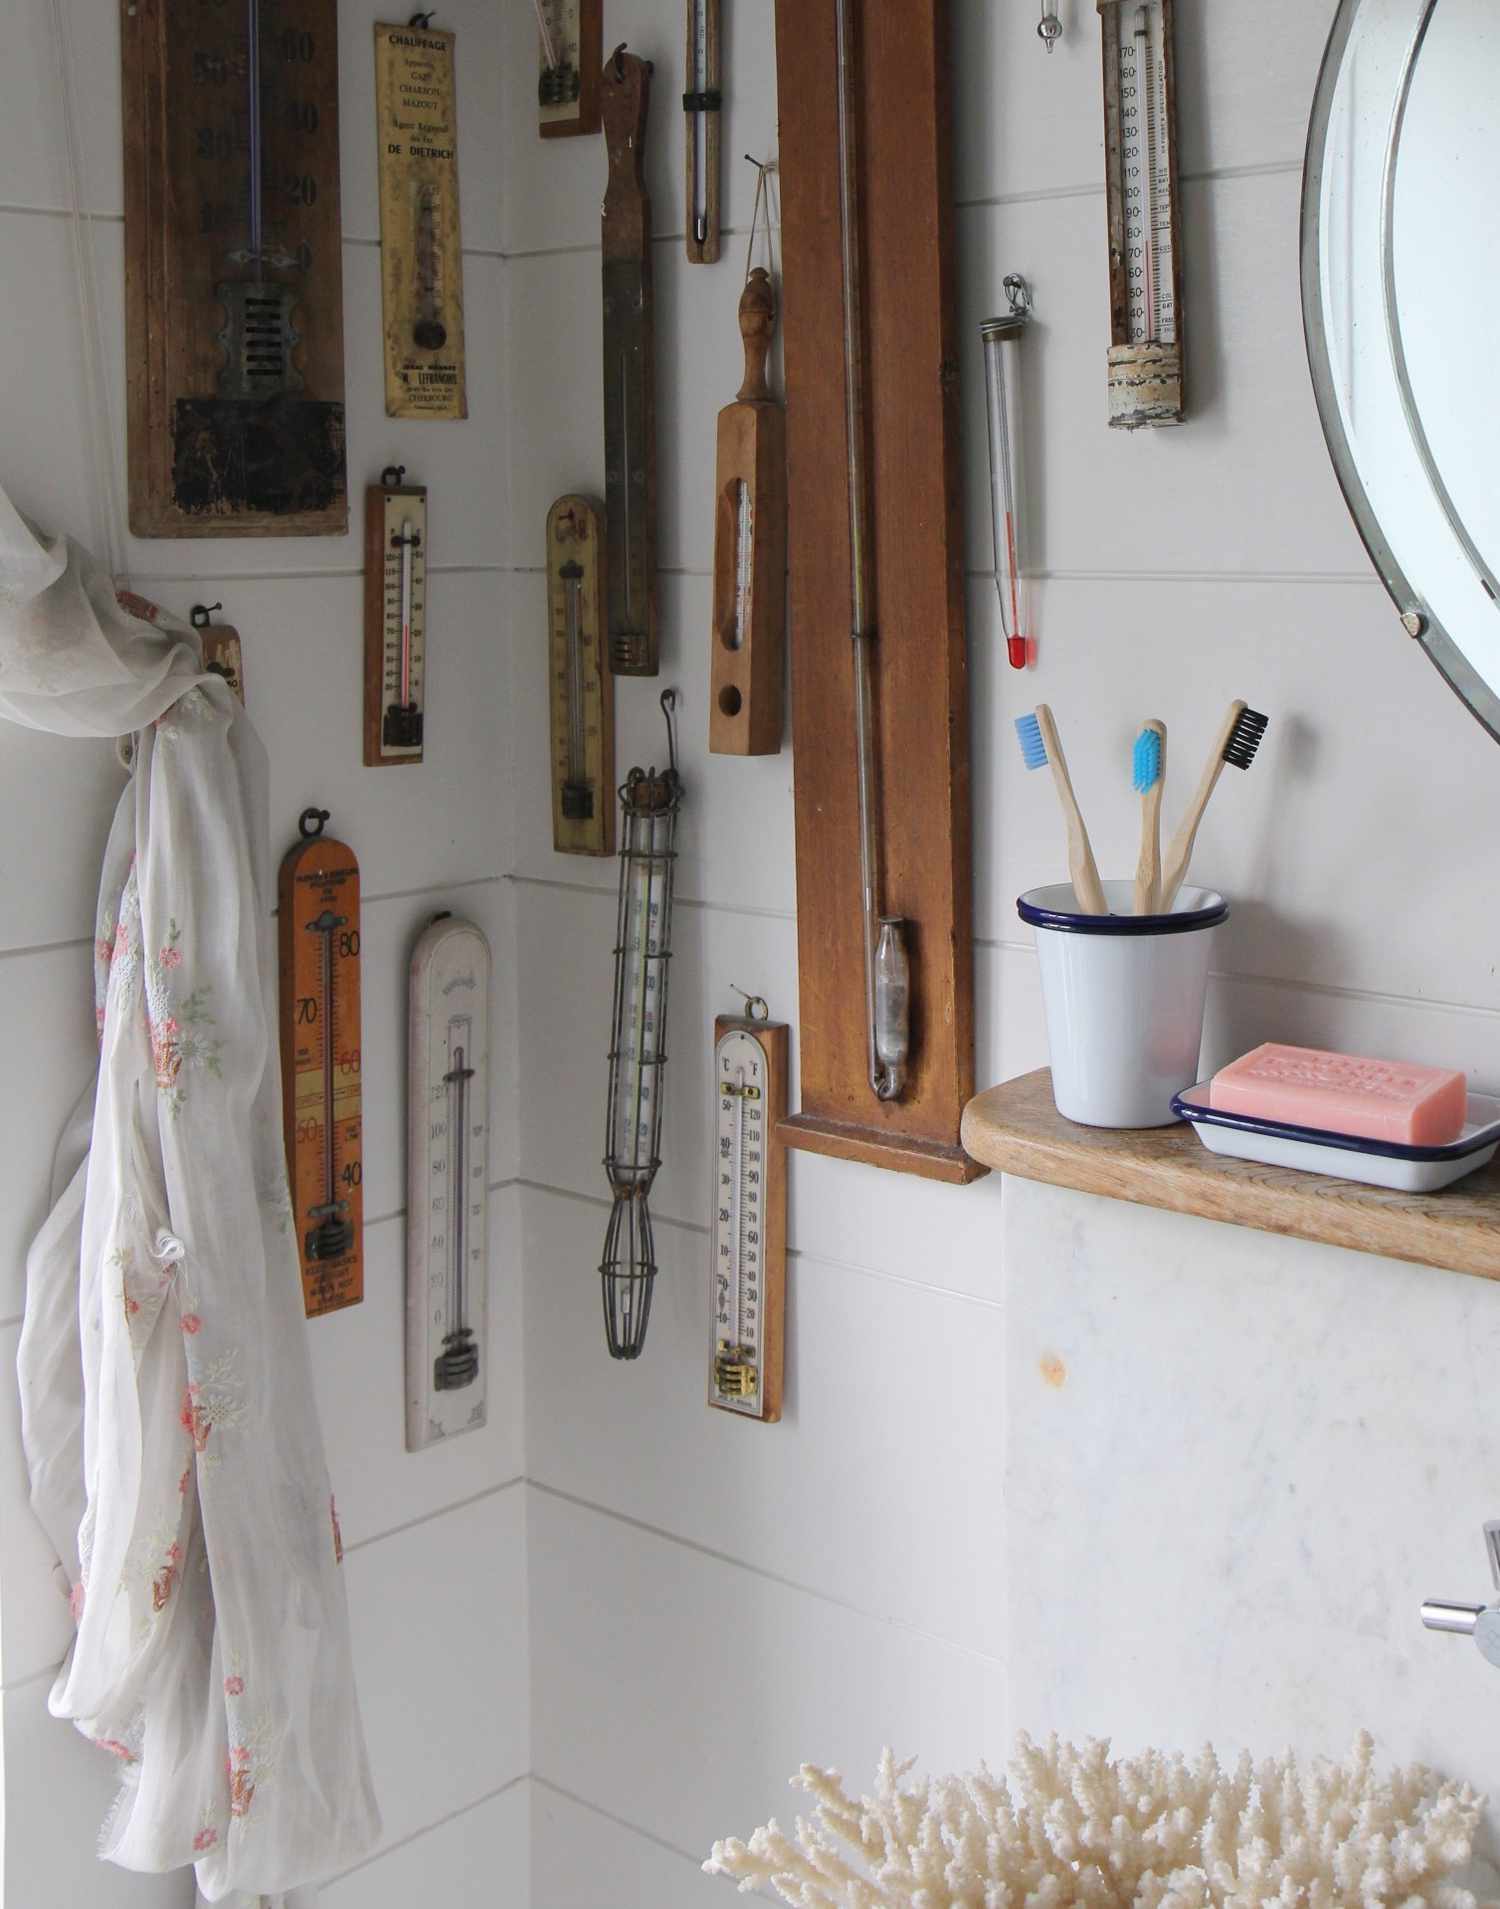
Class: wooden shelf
961,1070,1500,1283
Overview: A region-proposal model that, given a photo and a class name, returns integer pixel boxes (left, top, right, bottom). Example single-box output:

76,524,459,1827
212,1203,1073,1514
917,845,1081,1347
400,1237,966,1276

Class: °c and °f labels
374,21,467,419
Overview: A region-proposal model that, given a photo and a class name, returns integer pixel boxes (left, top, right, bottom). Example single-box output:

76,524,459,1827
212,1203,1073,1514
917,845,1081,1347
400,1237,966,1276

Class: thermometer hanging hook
729,986,769,1023
660,686,680,776
1003,273,1032,319
298,806,330,840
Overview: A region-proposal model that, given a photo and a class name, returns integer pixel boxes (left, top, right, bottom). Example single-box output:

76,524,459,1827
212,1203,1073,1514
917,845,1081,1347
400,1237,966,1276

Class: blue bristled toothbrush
1016,704,1108,915
1132,720,1165,917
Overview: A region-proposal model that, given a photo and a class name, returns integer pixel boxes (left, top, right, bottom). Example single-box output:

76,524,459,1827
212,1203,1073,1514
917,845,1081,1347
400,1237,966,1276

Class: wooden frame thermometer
601,48,659,676
364,465,427,766
708,995,787,1424
406,913,491,1451
374,19,467,419
683,0,722,261
122,0,347,535
279,809,364,1317
710,269,787,755
1097,0,1184,427
547,496,615,854
537,0,602,137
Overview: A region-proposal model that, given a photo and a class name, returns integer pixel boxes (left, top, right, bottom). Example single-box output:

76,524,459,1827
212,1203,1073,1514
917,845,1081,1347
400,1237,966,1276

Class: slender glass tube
981,277,1032,670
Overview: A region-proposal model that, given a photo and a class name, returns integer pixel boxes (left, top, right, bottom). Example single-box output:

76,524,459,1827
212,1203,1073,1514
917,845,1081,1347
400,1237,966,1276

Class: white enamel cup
1019,881,1229,1128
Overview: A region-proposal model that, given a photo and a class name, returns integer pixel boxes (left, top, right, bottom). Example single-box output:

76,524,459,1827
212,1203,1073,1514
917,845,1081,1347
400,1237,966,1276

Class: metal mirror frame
1301,0,1500,744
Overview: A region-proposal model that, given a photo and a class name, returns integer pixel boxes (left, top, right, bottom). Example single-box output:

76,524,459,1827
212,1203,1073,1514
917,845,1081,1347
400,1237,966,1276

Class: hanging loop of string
743,153,780,284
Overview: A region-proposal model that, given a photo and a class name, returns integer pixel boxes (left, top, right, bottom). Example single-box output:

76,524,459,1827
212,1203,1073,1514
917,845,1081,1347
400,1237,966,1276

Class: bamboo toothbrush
1160,700,1270,910
1132,720,1166,916
1015,704,1108,915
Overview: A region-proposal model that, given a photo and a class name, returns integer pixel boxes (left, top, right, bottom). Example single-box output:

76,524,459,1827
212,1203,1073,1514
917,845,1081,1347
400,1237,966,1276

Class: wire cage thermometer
601,690,684,1360
981,275,1034,671
1098,0,1184,426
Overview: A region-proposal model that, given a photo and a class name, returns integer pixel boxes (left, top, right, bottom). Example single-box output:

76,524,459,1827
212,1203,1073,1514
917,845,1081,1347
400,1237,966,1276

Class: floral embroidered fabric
0,487,380,1902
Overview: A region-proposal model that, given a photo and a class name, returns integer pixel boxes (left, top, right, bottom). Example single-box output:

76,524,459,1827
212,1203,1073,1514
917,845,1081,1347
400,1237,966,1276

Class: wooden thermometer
406,914,491,1451
1098,0,1184,427
710,270,787,755
709,998,787,1424
279,809,363,1317
538,0,602,137
190,604,246,706
364,466,427,766
601,48,660,677
123,0,347,535
374,21,468,419
683,0,722,262
547,495,615,855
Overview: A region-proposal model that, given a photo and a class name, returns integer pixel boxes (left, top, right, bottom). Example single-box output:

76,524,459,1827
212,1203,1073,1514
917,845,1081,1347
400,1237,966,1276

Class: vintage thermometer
708,994,787,1424
364,465,427,766
601,48,659,676
537,0,602,137
683,0,722,262
1098,0,1184,427
123,0,347,534
710,268,787,754
278,808,364,1318
980,276,1034,671
547,495,615,855
374,20,467,419
190,603,246,705
406,913,491,1450
600,692,682,1360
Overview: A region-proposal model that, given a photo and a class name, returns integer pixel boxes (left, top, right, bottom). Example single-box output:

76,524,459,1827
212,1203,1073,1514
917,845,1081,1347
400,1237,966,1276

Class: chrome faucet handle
1422,1523,1500,1668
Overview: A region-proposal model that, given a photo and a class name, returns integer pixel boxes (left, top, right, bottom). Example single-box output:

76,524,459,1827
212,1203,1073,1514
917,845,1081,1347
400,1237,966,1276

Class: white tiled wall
0,0,523,1900
506,0,1500,1899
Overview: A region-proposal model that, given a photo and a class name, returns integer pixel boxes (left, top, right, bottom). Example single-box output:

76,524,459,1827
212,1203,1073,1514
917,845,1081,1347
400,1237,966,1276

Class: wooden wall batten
772,0,982,1185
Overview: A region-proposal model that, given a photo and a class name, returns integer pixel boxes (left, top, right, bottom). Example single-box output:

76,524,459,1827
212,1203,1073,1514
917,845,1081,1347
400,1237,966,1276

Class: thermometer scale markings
709,1013,786,1422
546,495,613,855
1120,3,1173,345
690,0,708,245
731,482,753,647
364,471,426,764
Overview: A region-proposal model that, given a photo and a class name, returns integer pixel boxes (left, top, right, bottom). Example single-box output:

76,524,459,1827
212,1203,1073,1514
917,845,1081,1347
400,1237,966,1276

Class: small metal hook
1004,272,1033,319
729,986,770,1023
381,463,407,488
611,41,628,80
660,687,680,778
189,601,223,628
408,10,435,26
298,806,331,840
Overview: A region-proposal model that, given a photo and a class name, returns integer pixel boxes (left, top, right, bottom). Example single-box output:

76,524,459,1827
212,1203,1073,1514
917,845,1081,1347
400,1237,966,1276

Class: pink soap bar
1209,1043,1468,1146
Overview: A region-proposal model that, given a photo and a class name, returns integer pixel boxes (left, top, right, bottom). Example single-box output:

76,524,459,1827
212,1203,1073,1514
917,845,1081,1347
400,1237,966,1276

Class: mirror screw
1401,609,1427,638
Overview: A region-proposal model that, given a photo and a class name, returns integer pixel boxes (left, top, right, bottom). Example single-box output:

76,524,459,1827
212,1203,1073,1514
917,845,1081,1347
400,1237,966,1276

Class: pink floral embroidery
228,1746,256,1819
96,1738,137,1763
114,921,129,958
159,943,183,970
330,1495,344,1564
180,1383,212,1451
180,1312,202,1335
152,1542,183,1614
193,1827,218,1852
224,1673,244,1697
69,1579,85,1623
123,1291,140,1320
178,1464,192,1497
115,589,161,625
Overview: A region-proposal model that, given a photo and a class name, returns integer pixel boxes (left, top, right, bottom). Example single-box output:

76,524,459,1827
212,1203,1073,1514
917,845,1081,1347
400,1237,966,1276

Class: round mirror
1303,0,1500,740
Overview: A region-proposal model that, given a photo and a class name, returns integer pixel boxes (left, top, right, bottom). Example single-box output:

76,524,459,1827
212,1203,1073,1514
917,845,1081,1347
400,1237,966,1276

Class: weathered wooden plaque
374,22,468,420
122,0,348,536
773,0,981,1184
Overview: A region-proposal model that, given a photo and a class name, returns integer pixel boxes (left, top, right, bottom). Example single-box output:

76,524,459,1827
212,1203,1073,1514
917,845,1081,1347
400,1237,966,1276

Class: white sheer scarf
1,487,380,1903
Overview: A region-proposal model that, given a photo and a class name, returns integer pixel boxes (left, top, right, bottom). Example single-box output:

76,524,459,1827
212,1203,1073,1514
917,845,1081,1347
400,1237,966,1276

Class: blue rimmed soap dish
1171,1083,1500,1193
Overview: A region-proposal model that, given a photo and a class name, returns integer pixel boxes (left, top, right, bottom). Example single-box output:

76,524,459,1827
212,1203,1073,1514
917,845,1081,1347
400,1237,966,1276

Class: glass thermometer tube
731,481,753,648
689,0,708,245
980,275,1033,671
560,559,592,817
435,1021,479,1390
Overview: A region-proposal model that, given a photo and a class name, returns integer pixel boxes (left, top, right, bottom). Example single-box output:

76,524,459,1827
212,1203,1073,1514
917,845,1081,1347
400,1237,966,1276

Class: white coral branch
703,1734,1490,1909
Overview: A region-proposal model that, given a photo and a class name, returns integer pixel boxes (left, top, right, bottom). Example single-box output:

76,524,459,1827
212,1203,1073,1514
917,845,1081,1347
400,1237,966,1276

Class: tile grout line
342,1474,524,1559
528,1479,1009,1671
317,1772,530,1889
531,1775,711,1878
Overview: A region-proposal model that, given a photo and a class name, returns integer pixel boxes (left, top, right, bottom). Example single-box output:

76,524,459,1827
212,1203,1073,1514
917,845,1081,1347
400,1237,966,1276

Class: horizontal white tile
2,1673,197,1908
0,0,121,218
1001,1175,1500,1787
533,1782,712,1909
322,1776,530,1909
523,1186,1006,1657
345,1482,528,1856
314,1190,522,1549
528,1485,1005,1865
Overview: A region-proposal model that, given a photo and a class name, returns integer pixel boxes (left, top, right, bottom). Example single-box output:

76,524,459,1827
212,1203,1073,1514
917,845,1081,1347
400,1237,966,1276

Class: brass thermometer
547,495,615,856
709,995,787,1424
364,465,427,766
1098,0,1184,426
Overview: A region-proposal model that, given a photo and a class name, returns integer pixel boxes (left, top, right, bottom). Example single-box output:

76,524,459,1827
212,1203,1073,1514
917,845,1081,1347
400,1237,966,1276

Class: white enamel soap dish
1171,1083,1500,1193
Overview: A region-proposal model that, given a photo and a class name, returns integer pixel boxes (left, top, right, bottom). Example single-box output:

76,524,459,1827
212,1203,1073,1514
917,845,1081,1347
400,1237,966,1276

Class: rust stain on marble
1038,1353,1067,1390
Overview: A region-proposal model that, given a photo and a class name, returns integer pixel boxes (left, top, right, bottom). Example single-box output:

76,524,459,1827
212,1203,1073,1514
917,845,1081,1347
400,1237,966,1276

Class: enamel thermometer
710,269,787,754
683,0,722,262
406,913,491,1450
1098,0,1184,427
278,808,364,1318
709,995,787,1424
364,465,427,766
600,692,682,1360
547,495,615,855
601,47,659,676
374,20,468,419
537,0,602,137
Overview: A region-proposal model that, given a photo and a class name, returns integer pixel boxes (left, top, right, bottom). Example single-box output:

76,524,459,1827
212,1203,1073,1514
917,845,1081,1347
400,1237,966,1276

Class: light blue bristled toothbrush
1015,704,1108,915
1132,720,1166,917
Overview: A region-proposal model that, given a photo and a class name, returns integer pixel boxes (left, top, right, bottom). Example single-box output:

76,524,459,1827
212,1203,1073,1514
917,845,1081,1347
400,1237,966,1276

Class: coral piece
704,1733,1490,1909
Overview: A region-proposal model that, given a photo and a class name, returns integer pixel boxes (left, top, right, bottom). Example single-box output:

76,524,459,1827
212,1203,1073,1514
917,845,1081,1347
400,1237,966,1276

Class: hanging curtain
1,485,380,1903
